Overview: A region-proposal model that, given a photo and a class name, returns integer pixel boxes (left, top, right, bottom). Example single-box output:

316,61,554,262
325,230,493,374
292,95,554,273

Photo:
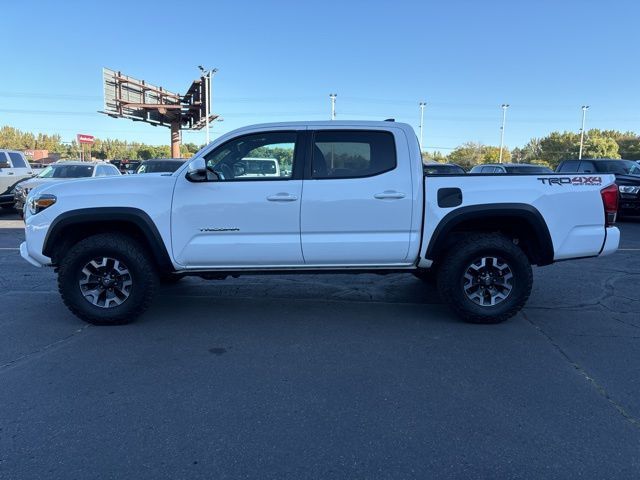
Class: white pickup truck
20,121,620,325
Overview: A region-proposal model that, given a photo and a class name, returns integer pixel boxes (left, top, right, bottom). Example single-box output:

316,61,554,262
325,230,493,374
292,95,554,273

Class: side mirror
185,158,209,182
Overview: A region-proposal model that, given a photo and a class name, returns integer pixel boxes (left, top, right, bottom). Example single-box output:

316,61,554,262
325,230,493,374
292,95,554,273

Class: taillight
600,184,619,227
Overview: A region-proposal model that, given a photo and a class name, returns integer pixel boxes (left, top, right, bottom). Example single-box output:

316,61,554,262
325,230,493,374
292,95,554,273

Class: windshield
595,160,640,175
37,164,94,178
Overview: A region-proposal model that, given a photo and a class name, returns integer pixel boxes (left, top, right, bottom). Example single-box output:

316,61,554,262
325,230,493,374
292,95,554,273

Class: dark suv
556,159,640,217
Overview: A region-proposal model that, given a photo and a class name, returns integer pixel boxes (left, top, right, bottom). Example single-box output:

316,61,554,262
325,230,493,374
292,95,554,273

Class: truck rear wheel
437,233,532,324
57,233,158,325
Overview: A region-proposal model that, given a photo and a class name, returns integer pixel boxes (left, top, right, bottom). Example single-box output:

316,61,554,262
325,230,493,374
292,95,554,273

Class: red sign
77,134,95,144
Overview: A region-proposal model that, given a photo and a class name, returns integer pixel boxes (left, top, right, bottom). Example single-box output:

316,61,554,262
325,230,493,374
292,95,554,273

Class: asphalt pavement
1,210,640,479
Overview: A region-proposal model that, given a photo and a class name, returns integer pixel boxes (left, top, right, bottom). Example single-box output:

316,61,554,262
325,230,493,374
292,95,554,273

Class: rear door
300,128,414,265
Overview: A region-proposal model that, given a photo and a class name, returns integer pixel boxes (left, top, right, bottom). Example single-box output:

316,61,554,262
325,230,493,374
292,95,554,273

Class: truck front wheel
437,233,532,324
57,233,158,325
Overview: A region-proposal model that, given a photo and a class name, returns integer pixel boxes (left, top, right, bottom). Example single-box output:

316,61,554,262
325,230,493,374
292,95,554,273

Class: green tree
447,142,510,169
421,151,447,164
536,130,620,168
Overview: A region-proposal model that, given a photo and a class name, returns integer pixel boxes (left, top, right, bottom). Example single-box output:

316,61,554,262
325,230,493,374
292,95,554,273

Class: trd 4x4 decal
537,176,602,186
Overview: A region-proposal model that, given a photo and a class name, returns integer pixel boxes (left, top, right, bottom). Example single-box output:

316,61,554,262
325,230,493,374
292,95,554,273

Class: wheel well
43,211,174,274
428,212,554,267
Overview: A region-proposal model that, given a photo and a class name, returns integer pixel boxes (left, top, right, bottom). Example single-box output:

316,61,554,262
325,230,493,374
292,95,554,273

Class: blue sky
1,0,638,153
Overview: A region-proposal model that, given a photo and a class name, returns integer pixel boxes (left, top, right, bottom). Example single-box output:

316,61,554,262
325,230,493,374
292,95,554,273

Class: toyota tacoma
20,121,620,325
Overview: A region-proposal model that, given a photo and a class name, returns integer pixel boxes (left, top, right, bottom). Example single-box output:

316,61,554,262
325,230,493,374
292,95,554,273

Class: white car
13,161,121,215
0,150,33,210
20,121,620,326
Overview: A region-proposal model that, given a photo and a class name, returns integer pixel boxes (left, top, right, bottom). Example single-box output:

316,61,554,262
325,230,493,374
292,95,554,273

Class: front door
171,131,305,268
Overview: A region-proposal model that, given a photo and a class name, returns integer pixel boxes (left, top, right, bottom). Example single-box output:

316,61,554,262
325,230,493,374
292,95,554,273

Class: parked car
20,121,619,326
469,163,554,174
136,158,186,174
423,163,466,175
556,158,640,217
13,161,120,216
0,150,34,210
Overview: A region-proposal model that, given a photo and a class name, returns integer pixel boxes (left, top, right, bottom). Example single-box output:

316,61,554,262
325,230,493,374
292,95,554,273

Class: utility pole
419,102,426,151
199,66,218,145
579,105,589,160
499,104,509,163
329,93,337,120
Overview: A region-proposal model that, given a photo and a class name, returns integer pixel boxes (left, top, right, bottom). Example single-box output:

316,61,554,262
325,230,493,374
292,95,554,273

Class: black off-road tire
57,233,158,325
437,233,532,324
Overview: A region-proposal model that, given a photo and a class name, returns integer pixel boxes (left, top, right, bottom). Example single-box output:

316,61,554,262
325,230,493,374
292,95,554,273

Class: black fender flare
43,207,174,272
425,203,555,266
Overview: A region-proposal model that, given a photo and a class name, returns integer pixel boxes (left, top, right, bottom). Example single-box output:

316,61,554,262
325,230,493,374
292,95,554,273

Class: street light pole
499,104,509,163
419,102,426,151
579,105,589,160
329,93,337,120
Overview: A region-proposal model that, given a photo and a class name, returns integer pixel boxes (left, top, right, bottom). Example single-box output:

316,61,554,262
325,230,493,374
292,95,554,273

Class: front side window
8,152,27,168
578,161,596,173
204,132,296,181
312,130,396,179
557,160,579,172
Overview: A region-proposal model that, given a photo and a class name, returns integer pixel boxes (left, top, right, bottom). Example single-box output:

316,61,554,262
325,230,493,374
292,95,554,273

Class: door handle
267,193,298,202
7,172,14,175
374,191,405,200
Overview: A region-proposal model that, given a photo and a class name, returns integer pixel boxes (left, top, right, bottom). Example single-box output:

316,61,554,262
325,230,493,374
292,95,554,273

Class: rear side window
8,152,27,168
312,130,396,179
557,160,579,172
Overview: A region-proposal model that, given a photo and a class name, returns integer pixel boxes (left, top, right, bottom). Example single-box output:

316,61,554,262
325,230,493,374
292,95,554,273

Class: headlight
28,194,57,215
619,185,640,195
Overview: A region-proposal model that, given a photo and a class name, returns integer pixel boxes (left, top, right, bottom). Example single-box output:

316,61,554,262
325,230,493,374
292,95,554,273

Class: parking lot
1,210,640,479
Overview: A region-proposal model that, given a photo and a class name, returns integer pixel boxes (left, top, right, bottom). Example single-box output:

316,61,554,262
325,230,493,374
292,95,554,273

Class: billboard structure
100,68,219,157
